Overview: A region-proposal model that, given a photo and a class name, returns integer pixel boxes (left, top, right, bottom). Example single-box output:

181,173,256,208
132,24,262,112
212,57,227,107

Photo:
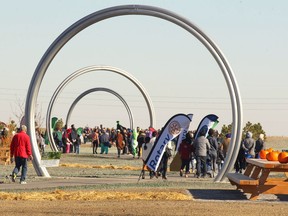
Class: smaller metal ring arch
65,87,134,130
46,65,155,153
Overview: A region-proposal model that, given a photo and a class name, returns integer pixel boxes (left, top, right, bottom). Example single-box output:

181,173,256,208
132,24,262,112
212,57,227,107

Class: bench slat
226,173,259,185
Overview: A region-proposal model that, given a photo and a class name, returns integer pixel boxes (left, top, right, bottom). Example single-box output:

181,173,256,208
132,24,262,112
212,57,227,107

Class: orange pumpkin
278,152,288,163
266,151,280,161
267,148,273,153
259,149,269,159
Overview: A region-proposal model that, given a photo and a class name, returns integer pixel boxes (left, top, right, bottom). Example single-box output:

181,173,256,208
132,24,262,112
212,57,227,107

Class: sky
0,0,288,136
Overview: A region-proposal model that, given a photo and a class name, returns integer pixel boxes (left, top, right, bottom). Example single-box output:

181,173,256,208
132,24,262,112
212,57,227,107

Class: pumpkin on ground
278,152,288,163
259,149,269,159
266,151,280,161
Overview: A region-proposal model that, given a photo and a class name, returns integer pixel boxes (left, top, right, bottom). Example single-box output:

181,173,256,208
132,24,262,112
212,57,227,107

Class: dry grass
0,189,191,201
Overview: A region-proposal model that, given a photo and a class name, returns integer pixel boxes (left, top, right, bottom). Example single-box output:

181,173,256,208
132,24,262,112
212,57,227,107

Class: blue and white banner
175,114,193,151
194,114,219,139
145,113,192,172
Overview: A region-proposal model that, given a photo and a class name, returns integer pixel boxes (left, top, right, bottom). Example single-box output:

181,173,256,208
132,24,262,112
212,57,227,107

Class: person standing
194,130,210,178
35,126,45,156
116,129,124,158
75,134,81,154
62,126,72,153
255,134,265,158
222,133,231,159
122,129,128,155
131,128,138,158
100,129,110,154
178,132,194,178
137,130,146,159
242,131,255,158
235,131,255,173
92,128,99,154
141,136,152,179
10,125,33,184
207,129,218,177
70,124,78,153
53,127,63,151
158,140,173,180
149,130,158,145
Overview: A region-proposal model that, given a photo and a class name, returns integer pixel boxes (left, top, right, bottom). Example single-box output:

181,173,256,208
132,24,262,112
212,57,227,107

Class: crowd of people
51,124,161,157
177,129,265,178
178,129,224,178
50,123,266,179
49,123,173,179
6,121,266,184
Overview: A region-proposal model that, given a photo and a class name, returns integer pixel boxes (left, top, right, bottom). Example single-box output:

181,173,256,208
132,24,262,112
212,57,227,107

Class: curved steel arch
25,5,242,180
46,66,154,152
65,87,134,131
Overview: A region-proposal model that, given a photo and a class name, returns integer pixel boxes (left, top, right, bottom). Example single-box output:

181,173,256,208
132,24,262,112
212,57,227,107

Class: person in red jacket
178,132,194,178
10,125,33,184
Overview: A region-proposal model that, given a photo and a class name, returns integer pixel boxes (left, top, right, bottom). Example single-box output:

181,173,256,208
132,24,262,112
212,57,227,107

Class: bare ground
0,199,288,216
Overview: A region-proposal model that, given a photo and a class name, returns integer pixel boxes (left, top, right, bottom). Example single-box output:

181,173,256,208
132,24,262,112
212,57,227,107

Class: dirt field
1,199,288,216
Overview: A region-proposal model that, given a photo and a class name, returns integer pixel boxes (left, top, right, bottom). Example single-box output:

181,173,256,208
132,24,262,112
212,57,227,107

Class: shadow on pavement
188,189,248,201
188,189,288,201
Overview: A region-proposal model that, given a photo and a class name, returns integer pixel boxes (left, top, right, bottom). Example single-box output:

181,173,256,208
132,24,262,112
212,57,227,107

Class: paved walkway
0,176,139,190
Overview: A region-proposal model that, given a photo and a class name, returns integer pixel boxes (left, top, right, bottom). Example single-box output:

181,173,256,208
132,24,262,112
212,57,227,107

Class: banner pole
137,166,145,183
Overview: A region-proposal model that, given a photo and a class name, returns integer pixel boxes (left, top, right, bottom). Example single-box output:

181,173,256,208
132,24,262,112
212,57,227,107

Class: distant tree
12,97,25,125
242,121,266,140
220,124,232,139
220,121,266,140
12,97,44,127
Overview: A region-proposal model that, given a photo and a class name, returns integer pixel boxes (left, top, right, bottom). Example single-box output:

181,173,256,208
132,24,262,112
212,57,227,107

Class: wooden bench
226,173,259,186
228,159,288,200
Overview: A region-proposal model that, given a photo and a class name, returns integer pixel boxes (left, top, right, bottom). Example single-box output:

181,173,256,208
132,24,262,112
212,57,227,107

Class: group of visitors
85,124,162,159
52,124,82,154
177,128,225,178
177,128,266,178
81,123,173,179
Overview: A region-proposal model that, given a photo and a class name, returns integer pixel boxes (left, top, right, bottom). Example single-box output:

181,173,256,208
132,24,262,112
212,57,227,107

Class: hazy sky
1,1,287,136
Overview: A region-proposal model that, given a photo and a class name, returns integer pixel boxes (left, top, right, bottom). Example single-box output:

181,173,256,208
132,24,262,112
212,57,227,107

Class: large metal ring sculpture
46,65,154,152
25,5,242,181
66,87,134,132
